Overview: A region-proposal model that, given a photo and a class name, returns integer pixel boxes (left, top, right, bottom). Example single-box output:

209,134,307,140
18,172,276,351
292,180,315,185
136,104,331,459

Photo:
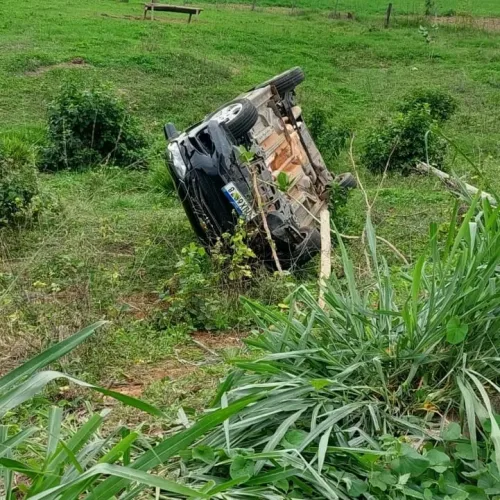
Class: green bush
0,136,40,226
308,108,350,168
398,88,458,122
362,106,447,173
42,82,149,171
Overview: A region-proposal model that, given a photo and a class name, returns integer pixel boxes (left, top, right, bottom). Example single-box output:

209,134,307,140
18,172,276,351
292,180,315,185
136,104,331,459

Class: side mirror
164,123,179,141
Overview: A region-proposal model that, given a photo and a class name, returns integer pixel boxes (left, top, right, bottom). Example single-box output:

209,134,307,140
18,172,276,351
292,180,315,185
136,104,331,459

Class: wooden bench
143,3,203,23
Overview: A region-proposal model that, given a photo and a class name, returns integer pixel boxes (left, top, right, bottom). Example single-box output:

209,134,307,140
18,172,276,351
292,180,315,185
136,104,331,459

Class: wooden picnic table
143,3,203,23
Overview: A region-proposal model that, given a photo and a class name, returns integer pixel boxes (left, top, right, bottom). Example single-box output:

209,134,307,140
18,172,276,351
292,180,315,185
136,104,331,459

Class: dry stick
318,208,332,309
190,338,220,358
251,168,283,273
348,136,373,275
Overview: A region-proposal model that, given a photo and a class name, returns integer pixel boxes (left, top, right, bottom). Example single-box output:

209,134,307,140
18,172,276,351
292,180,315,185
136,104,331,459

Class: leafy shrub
0,136,40,226
398,88,458,122
362,106,447,173
160,224,257,330
42,82,149,171
308,108,350,168
160,242,227,330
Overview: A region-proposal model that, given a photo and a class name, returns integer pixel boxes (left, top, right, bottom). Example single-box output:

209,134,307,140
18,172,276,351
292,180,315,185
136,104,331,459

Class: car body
164,67,340,268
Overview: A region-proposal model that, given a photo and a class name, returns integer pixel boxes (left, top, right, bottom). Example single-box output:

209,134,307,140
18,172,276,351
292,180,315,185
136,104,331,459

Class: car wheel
336,172,357,189
208,99,258,138
257,67,305,97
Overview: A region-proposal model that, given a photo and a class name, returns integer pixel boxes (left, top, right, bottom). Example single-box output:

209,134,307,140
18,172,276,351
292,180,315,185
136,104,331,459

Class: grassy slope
1,0,500,414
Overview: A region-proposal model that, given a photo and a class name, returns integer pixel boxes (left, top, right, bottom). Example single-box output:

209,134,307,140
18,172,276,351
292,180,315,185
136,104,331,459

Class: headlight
168,143,186,180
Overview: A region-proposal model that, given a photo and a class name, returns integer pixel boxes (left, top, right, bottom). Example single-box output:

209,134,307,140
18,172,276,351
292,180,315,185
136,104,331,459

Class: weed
42,82,149,171
362,105,447,174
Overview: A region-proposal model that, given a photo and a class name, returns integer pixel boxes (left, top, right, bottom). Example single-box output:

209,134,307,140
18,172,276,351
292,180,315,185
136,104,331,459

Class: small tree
42,82,149,171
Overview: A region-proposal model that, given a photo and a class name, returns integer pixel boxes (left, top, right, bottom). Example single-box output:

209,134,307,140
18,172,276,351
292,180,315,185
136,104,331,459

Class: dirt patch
191,330,247,350
26,58,92,76
109,360,198,397
0,332,44,377
108,330,247,397
435,16,500,32
117,291,163,319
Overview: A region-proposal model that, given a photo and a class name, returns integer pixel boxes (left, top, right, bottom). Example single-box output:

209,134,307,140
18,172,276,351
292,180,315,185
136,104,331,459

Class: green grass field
1,0,500,417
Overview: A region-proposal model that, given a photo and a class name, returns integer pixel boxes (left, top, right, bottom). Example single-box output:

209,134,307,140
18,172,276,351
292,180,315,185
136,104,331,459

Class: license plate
222,182,256,221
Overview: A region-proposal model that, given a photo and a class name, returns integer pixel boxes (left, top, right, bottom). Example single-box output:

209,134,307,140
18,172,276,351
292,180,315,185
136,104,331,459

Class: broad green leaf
369,471,396,491
442,422,461,441
482,414,500,433
391,444,430,477
230,455,254,480
454,443,475,461
347,478,368,497
310,379,330,391
463,485,488,500
477,462,500,494
426,449,451,473
446,317,468,345
275,478,289,492
193,445,215,465
282,429,308,449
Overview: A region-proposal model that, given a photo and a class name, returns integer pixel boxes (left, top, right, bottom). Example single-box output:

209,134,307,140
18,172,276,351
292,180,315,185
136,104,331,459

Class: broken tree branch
416,162,497,206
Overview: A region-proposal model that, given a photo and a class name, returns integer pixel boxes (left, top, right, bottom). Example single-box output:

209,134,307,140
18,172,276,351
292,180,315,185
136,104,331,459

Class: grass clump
167,196,500,497
0,135,41,226
42,82,149,171
362,89,457,174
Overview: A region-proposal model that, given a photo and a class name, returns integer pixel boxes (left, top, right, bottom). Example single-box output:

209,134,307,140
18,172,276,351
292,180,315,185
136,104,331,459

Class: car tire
257,67,305,96
336,172,357,189
208,99,258,138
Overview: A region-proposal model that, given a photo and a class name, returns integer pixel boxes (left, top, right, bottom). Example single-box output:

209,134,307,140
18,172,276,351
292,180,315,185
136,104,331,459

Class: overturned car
165,67,353,268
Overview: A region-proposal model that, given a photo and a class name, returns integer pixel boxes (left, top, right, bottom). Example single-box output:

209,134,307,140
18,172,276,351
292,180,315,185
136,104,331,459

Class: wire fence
171,0,499,18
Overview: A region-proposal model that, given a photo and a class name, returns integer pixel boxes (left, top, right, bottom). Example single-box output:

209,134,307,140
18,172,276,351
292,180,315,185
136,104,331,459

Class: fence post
385,2,393,28
251,0,257,11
